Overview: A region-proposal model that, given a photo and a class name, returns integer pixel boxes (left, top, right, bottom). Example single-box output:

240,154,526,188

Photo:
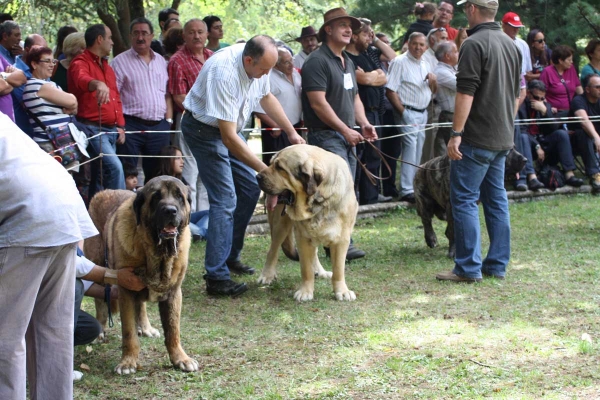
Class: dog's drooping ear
133,190,145,226
297,160,324,197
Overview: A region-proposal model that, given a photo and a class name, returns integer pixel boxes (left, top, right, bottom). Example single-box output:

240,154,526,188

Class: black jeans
571,129,600,176
380,108,401,197
74,279,102,346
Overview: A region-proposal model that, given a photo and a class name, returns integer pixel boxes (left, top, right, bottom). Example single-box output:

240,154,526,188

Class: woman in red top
539,45,583,116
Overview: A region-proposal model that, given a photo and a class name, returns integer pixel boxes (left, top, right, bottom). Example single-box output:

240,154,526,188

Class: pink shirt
111,49,169,121
539,65,581,110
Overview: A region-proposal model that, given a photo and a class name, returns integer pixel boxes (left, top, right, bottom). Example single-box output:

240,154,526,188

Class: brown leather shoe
436,271,482,283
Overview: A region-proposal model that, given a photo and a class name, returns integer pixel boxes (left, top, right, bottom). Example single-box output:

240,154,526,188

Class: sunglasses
531,94,546,101
533,39,545,44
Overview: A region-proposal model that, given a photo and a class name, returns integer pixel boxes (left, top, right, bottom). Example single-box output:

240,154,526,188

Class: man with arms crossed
436,0,521,282
181,36,305,296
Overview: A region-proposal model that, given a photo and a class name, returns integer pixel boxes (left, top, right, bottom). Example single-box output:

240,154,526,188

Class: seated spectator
52,32,85,92
22,45,78,165
123,162,139,191
54,25,78,60
162,27,184,61
203,15,229,51
580,39,600,82
569,73,600,192
539,45,583,117
518,80,583,187
402,2,436,45
156,145,209,242
526,29,551,81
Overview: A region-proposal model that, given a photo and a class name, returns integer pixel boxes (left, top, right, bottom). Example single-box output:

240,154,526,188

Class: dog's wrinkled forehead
144,176,188,203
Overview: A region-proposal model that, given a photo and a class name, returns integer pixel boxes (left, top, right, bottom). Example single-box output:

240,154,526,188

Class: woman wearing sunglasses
526,29,552,81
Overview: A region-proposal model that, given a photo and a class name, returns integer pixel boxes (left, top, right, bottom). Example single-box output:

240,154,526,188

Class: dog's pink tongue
265,194,278,212
162,225,177,234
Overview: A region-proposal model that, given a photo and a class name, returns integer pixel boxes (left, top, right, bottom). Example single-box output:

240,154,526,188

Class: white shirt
515,37,532,76
254,68,302,125
293,51,309,69
0,113,97,247
422,48,438,73
433,62,457,112
183,44,270,132
386,52,432,110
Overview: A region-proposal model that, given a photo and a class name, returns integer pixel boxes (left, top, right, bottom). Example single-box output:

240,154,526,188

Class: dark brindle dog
414,148,527,258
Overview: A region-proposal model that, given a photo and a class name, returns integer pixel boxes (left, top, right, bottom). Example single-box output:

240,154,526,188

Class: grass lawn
74,194,600,399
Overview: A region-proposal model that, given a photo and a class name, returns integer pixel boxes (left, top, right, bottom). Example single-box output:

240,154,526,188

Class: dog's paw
115,358,138,375
335,289,356,301
425,234,438,249
173,357,200,372
257,272,276,285
137,326,161,338
315,270,333,279
97,332,108,343
294,288,314,302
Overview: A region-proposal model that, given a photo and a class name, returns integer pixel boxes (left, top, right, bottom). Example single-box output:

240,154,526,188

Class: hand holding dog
447,136,462,160
117,267,146,291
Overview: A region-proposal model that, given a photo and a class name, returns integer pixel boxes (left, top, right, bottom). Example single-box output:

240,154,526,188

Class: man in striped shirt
181,36,305,297
385,32,437,204
112,17,173,183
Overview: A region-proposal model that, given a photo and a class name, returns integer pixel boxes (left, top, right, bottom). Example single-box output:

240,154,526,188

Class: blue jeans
189,210,209,238
181,113,260,281
85,125,125,198
450,143,511,279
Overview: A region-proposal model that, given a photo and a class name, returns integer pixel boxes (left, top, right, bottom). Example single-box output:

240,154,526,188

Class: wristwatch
535,144,541,150
451,129,463,137
166,118,173,124
0,72,8,80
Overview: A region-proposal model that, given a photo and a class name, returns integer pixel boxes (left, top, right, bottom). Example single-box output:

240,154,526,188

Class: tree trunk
129,0,145,20
171,0,181,10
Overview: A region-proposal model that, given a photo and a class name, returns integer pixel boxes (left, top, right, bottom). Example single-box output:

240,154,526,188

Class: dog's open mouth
277,190,295,216
159,225,179,239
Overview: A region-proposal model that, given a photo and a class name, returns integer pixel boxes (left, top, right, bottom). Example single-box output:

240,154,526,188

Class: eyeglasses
531,94,546,101
39,59,58,65
533,39,545,43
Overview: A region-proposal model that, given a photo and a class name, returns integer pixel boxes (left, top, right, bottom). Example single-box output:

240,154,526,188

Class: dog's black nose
163,205,178,215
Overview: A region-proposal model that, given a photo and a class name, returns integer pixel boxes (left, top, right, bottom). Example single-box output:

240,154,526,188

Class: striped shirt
111,48,169,121
386,52,432,110
167,46,214,96
22,78,72,142
433,62,457,112
183,44,270,132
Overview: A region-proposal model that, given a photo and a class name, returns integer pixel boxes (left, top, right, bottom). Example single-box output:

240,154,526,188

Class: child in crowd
123,162,139,191
402,2,437,45
157,145,208,242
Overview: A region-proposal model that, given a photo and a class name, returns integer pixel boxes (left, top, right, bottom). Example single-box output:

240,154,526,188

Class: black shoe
226,260,255,275
324,245,366,260
204,277,248,296
565,176,583,187
514,181,527,191
400,193,416,204
527,178,545,191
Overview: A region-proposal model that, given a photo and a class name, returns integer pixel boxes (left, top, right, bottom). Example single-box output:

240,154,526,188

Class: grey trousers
0,243,77,400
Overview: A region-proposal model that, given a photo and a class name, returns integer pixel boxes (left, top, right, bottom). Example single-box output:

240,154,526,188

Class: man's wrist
104,269,118,285
451,129,463,137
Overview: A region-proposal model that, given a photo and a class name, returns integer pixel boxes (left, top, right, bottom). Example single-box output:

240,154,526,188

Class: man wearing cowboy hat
301,7,378,260
292,26,318,69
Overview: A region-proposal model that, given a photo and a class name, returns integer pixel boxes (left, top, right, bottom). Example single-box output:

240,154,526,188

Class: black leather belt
404,105,426,113
124,114,162,127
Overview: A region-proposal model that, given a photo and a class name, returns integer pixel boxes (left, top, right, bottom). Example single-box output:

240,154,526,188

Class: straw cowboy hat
317,7,361,42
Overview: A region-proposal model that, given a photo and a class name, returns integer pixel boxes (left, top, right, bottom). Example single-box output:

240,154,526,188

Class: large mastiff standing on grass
84,176,198,375
256,144,358,302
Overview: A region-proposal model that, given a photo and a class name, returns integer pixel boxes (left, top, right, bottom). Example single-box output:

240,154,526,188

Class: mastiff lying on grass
414,148,527,258
256,144,358,302
84,176,198,375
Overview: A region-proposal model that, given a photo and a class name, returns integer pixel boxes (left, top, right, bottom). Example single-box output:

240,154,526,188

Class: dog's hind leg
136,302,160,338
159,286,199,372
311,248,332,279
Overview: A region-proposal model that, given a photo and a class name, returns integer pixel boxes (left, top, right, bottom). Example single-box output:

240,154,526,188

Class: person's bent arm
575,109,600,153
385,88,405,115
218,119,268,172
37,83,78,110
355,67,387,86
305,90,363,146
80,265,146,292
353,94,377,141
4,67,26,87
259,92,305,144
173,94,186,111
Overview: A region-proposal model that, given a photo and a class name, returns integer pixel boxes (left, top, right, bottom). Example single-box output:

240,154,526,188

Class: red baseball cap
502,12,524,28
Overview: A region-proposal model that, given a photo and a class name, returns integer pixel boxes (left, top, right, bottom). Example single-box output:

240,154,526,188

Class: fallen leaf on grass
80,363,90,372
85,346,93,353
581,333,592,343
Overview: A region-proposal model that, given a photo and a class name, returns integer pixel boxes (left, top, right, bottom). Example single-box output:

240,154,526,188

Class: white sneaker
73,370,83,381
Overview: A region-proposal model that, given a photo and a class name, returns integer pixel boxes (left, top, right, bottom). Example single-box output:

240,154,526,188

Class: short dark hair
54,26,78,59
243,35,277,61
84,24,106,48
551,45,573,64
582,73,600,90
585,39,600,62
0,13,13,23
26,45,53,70
0,20,19,40
123,162,139,178
129,17,154,35
163,28,184,56
527,79,546,93
158,8,179,24
203,15,222,31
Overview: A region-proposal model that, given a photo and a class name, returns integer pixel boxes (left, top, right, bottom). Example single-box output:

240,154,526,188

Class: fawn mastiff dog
256,144,358,301
84,176,198,375
413,148,527,258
